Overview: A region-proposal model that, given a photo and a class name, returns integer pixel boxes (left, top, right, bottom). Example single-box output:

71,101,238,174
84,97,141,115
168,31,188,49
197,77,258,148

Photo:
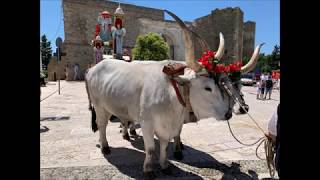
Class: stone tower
211,7,244,63
243,21,256,59
192,7,245,64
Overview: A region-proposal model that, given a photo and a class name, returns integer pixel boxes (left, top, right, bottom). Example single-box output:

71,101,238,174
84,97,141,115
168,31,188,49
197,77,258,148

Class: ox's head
165,10,263,120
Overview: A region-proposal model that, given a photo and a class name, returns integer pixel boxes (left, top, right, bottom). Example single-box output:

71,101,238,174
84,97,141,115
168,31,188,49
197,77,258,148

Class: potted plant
40,71,46,86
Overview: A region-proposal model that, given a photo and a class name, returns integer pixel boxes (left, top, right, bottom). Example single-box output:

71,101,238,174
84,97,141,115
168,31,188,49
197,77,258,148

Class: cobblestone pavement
41,81,279,179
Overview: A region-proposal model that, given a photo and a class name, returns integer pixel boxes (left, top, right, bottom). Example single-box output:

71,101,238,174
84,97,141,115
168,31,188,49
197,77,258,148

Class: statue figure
111,4,126,59
94,11,113,54
93,36,104,64
73,63,80,81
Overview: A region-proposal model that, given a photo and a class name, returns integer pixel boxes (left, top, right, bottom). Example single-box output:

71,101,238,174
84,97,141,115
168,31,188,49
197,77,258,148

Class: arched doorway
162,34,175,60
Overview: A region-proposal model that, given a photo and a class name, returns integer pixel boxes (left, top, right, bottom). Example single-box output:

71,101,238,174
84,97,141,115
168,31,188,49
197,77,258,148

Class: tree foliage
252,45,280,73
132,33,169,61
40,35,52,70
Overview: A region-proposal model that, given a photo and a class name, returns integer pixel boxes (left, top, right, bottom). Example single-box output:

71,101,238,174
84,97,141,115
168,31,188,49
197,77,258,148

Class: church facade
50,0,255,80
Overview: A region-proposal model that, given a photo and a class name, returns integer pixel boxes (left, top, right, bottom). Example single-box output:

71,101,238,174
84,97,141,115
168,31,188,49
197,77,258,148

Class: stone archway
162,34,175,60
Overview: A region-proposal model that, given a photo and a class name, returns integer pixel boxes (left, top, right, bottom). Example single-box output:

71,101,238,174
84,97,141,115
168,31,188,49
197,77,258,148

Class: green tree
132,32,169,61
261,64,271,73
252,44,280,73
40,35,52,70
242,56,250,66
270,45,280,70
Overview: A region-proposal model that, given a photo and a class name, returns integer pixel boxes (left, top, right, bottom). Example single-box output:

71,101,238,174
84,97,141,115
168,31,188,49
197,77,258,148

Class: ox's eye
205,87,212,92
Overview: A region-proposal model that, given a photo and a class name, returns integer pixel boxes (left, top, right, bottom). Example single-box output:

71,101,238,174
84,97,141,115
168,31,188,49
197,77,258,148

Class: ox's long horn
214,33,225,60
241,43,265,73
164,10,206,72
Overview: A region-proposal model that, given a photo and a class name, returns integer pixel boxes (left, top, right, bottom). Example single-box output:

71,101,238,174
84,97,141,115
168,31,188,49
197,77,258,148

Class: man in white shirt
268,104,280,177
268,107,278,141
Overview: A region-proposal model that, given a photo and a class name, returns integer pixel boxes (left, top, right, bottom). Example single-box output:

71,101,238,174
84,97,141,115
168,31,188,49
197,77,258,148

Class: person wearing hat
94,11,113,54
111,4,126,60
93,36,104,64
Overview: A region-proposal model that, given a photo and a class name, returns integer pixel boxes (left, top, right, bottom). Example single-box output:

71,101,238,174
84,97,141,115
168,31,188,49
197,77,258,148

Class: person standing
260,73,267,99
256,81,261,99
265,75,274,99
260,80,266,99
275,104,280,177
267,104,280,177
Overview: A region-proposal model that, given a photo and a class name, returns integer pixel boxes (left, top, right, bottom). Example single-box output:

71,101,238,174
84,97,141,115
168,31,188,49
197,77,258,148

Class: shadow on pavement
40,116,70,121
126,135,260,180
102,146,203,179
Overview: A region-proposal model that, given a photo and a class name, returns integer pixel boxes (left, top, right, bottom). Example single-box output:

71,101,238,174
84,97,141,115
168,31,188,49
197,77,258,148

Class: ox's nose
225,110,232,120
239,104,249,114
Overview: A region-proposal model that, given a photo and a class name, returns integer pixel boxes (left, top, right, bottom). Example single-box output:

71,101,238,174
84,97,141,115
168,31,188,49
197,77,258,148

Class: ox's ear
174,67,196,83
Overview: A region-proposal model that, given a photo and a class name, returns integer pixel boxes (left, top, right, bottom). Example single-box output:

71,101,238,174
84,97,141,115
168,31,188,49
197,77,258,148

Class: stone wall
243,21,256,59
192,14,214,59
191,7,245,64
63,0,164,79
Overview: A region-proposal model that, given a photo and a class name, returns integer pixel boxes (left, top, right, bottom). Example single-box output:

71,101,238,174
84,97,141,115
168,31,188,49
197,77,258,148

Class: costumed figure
111,4,126,59
93,11,113,54
93,35,104,64
73,63,80,81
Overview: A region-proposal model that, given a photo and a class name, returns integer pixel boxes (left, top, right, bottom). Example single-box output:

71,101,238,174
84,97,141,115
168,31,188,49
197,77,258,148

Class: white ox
85,10,262,178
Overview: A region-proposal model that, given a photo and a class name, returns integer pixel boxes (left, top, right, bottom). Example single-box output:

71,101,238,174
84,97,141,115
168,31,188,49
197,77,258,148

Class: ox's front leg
173,135,184,160
141,121,155,179
96,108,112,155
159,139,171,175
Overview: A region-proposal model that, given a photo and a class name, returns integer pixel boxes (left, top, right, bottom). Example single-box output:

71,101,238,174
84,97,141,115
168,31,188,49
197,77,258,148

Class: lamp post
54,37,65,95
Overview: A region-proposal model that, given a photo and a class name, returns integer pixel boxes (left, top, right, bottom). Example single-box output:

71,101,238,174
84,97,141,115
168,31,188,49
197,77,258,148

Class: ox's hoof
122,133,130,141
173,151,184,160
143,171,154,180
129,129,137,136
101,146,111,155
180,142,184,150
161,166,172,175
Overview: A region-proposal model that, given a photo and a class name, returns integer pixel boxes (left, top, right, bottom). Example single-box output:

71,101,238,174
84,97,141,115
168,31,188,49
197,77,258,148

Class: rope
40,83,67,102
226,90,276,178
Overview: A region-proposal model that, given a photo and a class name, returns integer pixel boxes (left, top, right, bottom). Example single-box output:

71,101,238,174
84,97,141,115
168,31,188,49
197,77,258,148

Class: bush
41,70,48,78
132,32,169,61
40,72,46,78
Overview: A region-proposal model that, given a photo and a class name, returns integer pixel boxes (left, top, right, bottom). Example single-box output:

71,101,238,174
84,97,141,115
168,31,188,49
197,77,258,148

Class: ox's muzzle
219,75,248,117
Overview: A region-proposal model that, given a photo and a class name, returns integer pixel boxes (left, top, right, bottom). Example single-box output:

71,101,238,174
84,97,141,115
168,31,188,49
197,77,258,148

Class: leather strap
170,79,186,107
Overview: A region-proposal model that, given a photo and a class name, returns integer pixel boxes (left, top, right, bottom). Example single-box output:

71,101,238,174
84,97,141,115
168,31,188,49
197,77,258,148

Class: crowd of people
256,73,279,100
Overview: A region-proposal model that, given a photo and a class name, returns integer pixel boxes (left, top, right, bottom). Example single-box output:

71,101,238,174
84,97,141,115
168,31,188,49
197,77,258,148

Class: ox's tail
85,74,98,132
91,107,98,132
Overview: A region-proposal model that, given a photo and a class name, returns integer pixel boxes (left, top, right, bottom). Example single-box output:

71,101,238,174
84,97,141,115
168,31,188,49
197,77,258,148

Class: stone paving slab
41,160,277,180
40,81,279,179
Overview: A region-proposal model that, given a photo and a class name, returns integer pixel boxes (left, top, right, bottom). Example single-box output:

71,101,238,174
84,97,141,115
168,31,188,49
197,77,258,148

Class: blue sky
41,0,279,54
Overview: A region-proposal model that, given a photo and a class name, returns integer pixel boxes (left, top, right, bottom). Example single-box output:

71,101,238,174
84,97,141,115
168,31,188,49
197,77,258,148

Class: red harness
170,79,186,107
